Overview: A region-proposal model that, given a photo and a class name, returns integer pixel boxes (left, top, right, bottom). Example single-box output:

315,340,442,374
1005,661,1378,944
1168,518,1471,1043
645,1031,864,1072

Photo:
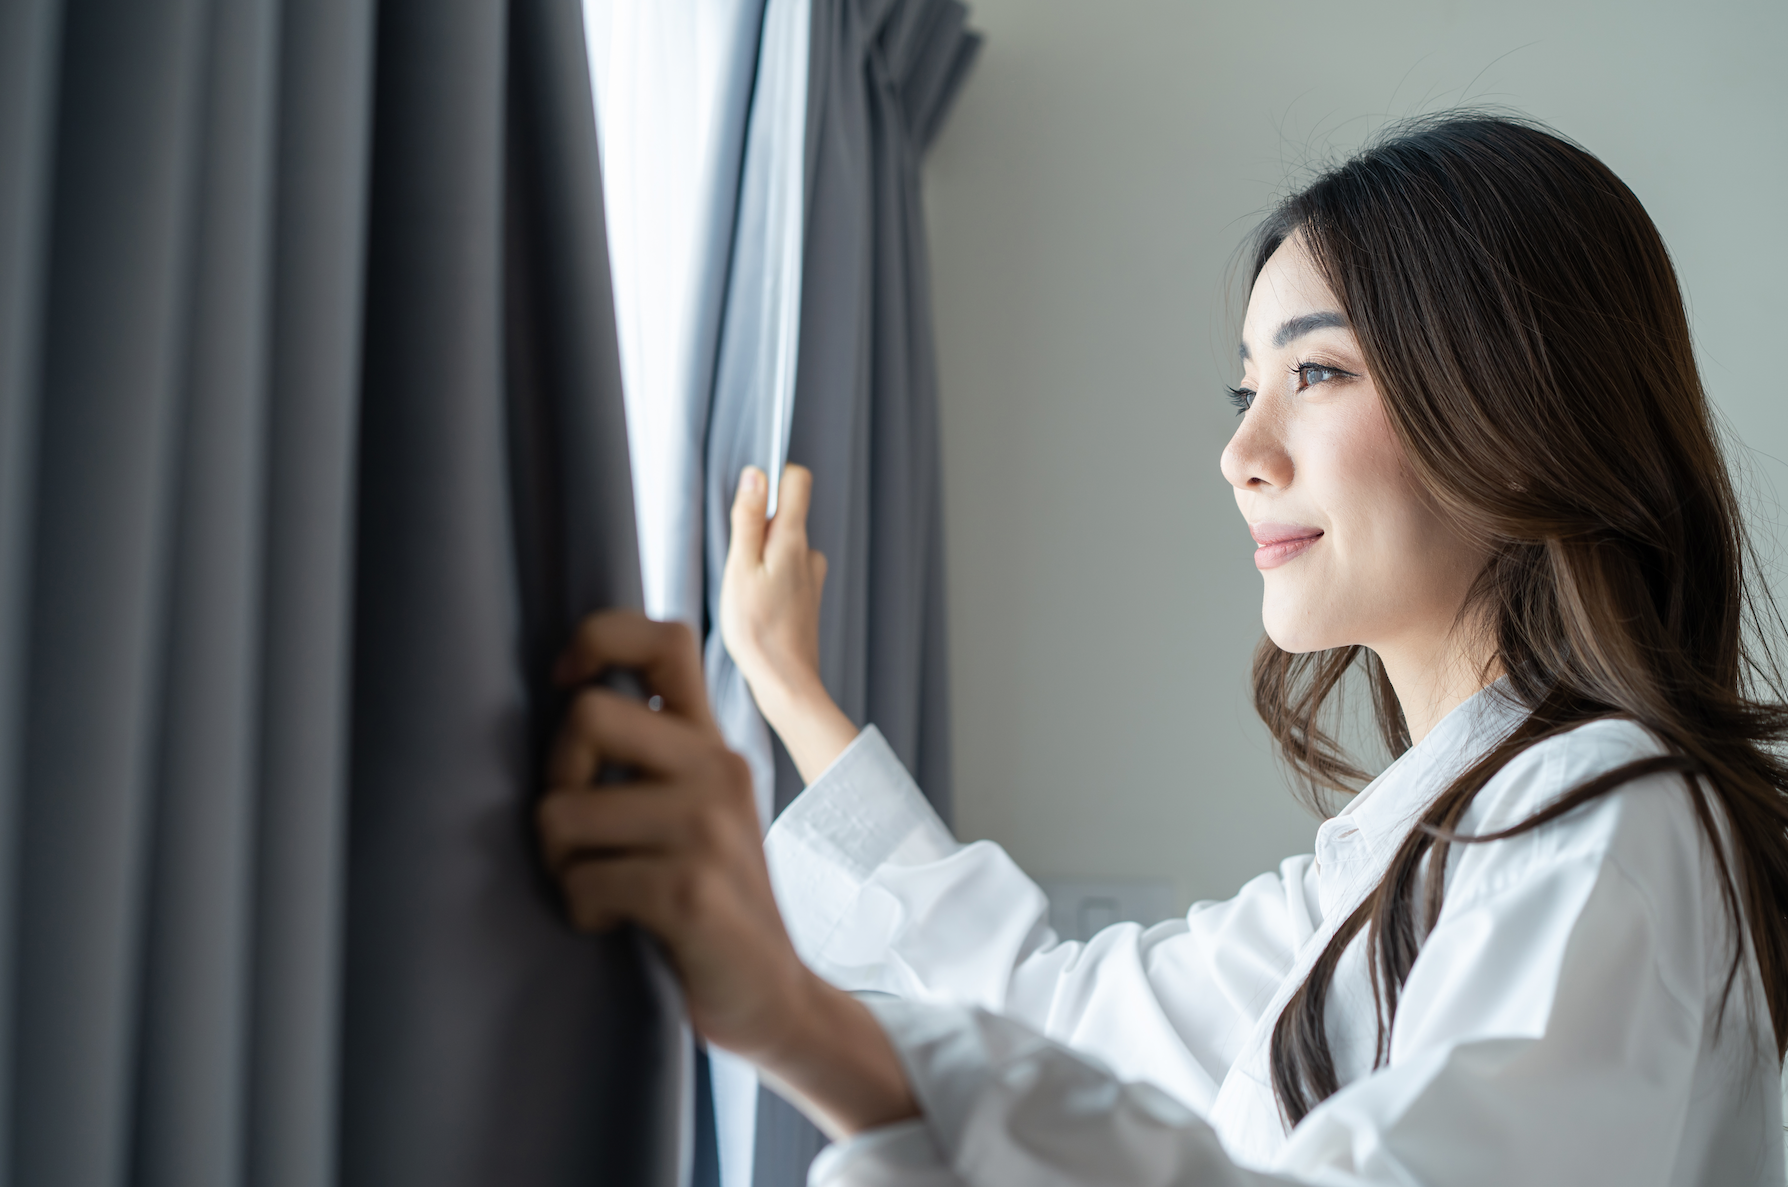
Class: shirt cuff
807,1118,964,1187
858,997,1270,1187
765,725,958,964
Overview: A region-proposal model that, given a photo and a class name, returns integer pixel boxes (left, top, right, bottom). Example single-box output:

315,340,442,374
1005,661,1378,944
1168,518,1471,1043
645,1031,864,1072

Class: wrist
752,964,833,1071
732,654,858,783
746,668,827,731
754,974,918,1139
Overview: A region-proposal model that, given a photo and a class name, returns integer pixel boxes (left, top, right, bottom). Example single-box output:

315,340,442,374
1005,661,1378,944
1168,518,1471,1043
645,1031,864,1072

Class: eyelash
1225,361,1355,415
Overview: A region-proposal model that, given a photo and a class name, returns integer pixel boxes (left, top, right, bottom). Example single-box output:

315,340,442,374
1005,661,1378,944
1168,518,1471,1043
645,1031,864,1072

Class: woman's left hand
536,609,918,1138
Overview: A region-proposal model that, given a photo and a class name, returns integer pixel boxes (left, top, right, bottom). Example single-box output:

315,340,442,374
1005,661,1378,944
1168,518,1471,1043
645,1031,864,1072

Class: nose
1220,399,1292,492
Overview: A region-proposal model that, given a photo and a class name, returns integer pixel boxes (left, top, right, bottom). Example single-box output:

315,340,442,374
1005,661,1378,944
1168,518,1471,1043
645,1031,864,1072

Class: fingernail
742,466,763,493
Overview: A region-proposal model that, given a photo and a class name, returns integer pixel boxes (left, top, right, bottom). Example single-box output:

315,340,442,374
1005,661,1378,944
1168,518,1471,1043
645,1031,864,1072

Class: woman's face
1220,236,1485,660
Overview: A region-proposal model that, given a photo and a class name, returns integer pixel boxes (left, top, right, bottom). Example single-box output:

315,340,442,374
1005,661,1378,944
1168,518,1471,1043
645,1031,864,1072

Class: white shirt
763,684,1784,1186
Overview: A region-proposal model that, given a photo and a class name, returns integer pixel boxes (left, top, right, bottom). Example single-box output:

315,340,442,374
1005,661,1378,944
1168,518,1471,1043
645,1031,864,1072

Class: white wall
921,0,1788,910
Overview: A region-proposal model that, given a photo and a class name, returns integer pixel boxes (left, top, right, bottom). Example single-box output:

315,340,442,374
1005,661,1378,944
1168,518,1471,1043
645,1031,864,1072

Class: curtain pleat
15,1,215,1181
337,0,521,1181
340,0,682,1183
787,0,976,824
0,1,681,1184
133,1,282,1185
247,1,376,1184
0,0,62,1170
505,0,690,1174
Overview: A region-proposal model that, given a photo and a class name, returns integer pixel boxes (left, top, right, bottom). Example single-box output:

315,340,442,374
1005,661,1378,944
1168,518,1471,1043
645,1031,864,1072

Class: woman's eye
1226,385,1256,415
1294,363,1346,388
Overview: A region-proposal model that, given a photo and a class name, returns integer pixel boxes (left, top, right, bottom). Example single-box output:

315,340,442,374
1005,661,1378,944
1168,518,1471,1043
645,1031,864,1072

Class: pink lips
1250,522,1323,569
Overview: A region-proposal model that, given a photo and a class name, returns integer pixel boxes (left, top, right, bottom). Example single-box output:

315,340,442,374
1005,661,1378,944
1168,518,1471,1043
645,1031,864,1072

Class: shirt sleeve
765,726,1319,1114
813,770,1770,1187
813,998,1293,1187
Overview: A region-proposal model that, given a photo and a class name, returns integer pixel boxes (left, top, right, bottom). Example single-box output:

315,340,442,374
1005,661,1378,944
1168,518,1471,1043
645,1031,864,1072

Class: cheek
1263,394,1477,649
1328,415,1427,567
1342,421,1483,607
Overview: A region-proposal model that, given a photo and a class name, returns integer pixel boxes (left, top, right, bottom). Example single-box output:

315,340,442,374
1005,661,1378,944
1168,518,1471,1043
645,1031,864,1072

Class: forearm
749,674,860,784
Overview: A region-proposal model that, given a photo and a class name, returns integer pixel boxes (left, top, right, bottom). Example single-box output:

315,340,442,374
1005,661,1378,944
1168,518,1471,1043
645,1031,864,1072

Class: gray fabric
341,1,684,1185
249,1,377,1183
787,0,976,820
16,4,223,1184
0,0,60,1171
0,0,683,1184
136,3,285,1187
700,2,980,1185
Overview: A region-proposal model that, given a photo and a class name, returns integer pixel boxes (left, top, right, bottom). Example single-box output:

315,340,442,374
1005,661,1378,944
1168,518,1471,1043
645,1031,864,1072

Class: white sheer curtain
582,0,765,633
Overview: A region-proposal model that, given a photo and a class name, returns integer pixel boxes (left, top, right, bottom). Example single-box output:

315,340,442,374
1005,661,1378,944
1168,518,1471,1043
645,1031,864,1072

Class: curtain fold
790,0,973,818
14,2,237,1182
0,0,62,1171
134,2,283,1185
342,0,685,1184
247,2,377,1184
0,1,683,1185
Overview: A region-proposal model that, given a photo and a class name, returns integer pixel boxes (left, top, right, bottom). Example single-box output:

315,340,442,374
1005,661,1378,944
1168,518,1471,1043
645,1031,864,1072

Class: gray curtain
0,0,682,1185
701,1,980,1184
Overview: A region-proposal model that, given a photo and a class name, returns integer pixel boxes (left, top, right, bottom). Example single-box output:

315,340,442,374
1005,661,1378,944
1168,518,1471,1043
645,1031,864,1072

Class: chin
1259,588,1346,655
1261,622,1332,654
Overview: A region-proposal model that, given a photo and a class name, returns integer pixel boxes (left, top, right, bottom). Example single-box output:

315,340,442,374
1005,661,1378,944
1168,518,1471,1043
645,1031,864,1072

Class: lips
1249,522,1323,569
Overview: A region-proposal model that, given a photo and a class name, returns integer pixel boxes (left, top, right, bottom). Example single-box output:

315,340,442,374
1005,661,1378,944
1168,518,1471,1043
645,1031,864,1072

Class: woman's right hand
720,464,859,782
537,610,917,1139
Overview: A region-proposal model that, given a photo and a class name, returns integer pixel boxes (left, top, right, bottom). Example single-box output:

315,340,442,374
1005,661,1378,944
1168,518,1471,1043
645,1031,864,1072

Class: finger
766,464,814,560
561,853,709,936
536,783,691,875
728,466,769,570
545,714,599,788
810,549,828,592
548,686,717,785
559,854,670,933
554,611,714,728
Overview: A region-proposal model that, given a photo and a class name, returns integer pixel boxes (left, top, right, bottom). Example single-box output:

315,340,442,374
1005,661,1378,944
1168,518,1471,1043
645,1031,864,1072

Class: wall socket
1034,877,1178,942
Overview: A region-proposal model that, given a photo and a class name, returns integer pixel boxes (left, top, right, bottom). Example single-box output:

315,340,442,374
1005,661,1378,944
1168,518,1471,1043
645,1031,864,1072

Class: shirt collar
1331,678,1527,858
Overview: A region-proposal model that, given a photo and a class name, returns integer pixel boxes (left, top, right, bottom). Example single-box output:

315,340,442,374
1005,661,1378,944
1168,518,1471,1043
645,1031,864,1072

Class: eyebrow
1237,311,1349,360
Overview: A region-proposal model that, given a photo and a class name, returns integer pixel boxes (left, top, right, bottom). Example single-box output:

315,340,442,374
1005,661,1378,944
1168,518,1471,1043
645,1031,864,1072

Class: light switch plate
1035,877,1177,942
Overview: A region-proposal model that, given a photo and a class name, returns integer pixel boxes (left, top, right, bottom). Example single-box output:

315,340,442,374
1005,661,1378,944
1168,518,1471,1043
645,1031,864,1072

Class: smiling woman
534,113,1788,1186
1232,116,1788,1136
1224,239,1493,742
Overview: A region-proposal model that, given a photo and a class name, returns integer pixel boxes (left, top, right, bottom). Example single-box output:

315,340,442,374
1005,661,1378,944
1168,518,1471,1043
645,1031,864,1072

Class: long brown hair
1249,113,1788,1126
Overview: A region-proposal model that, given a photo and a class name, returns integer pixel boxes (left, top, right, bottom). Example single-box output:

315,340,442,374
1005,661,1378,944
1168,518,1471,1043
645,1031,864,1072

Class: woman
536,114,1788,1184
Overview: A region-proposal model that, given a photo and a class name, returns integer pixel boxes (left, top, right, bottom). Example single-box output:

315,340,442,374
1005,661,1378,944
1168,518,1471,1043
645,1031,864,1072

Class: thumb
728,466,769,567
